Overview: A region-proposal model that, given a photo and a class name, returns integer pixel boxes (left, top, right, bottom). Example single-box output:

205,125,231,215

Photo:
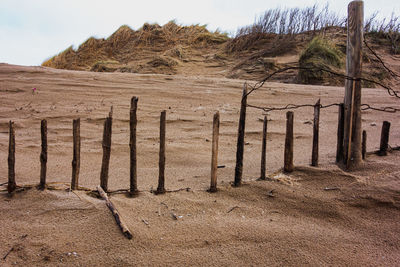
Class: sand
0,63,399,266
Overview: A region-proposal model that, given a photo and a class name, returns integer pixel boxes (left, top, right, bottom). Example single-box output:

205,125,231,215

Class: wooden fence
5,96,396,196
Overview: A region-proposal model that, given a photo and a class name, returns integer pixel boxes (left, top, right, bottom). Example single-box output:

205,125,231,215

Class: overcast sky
1,0,399,66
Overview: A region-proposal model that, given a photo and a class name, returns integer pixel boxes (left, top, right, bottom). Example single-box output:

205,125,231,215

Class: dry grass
42,21,228,71
298,37,344,85
227,4,400,54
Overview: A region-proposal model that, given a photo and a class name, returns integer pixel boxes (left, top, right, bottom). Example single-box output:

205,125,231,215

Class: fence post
71,118,80,190
260,116,268,180
336,103,345,163
209,112,220,192
130,97,139,196
100,108,113,192
362,130,367,160
343,0,364,169
8,121,16,194
378,121,390,156
284,111,294,173
156,110,166,194
234,85,247,187
311,99,320,167
39,119,48,190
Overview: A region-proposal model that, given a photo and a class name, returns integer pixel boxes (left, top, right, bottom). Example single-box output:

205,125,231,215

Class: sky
0,0,399,66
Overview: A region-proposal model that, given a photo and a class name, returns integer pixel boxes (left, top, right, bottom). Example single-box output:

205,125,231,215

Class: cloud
1,0,399,65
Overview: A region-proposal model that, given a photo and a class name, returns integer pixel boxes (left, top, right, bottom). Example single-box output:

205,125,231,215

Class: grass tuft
298,37,344,84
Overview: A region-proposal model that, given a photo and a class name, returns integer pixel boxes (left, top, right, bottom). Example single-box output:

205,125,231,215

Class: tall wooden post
234,86,247,187
311,99,320,167
71,118,80,190
260,116,268,180
209,112,220,192
378,121,390,156
39,119,48,190
343,0,363,169
284,112,294,172
156,110,166,194
130,97,139,196
8,121,16,194
336,103,345,163
100,110,112,192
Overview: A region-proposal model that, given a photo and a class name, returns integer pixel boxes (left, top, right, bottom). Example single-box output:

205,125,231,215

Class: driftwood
156,111,166,194
100,109,113,192
311,99,320,167
260,116,268,180
336,103,345,163
130,97,139,196
8,121,16,194
284,111,294,172
378,121,391,156
209,112,220,192
39,119,47,190
97,186,133,240
71,118,80,190
362,130,367,160
234,86,247,186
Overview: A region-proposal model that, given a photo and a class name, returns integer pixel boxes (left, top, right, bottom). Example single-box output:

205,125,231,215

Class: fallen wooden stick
97,186,133,240
227,206,240,213
324,187,340,191
3,246,14,260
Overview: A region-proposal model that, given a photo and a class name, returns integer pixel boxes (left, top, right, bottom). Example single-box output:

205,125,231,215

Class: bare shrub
228,4,399,54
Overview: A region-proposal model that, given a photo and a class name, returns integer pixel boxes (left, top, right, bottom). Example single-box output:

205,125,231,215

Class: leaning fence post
362,130,367,160
311,99,320,167
209,112,220,192
130,97,139,196
8,121,16,194
100,108,113,192
378,121,390,156
71,118,80,190
284,111,294,173
39,119,48,190
156,110,166,194
234,85,247,187
260,116,268,180
336,103,345,163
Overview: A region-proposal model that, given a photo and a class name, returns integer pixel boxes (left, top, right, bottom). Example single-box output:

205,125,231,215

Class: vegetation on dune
226,4,400,54
42,21,229,71
147,56,178,68
298,37,344,84
41,5,399,86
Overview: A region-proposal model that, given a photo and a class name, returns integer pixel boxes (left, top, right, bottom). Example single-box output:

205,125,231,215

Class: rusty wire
363,38,400,80
244,65,400,99
247,102,400,113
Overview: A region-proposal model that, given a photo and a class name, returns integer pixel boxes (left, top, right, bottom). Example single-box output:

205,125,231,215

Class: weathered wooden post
311,99,320,167
100,108,113,192
8,121,16,194
234,85,247,187
362,130,367,160
378,121,390,156
39,119,47,190
156,110,166,194
343,0,364,169
284,111,294,172
71,118,80,190
336,103,345,163
260,116,268,180
130,97,139,196
209,112,220,192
